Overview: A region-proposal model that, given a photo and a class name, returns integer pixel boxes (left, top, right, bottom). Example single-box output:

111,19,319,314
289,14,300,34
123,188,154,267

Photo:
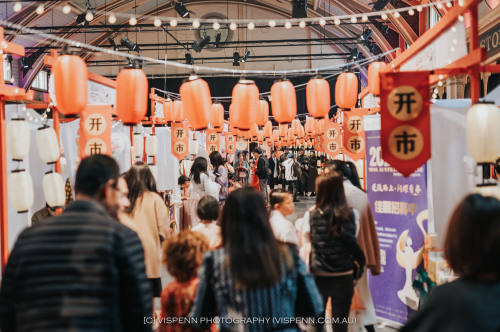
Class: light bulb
408,9,414,15
129,17,137,25
248,22,255,30
319,19,326,26
458,15,464,21
432,94,437,99
154,18,162,27
439,74,444,80
453,39,457,44
362,15,368,22
394,12,400,18
437,3,443,9
381,13,388,20
438,81,443,86
170,19,178,27
285,21,292,29
230,22,237,30
269,20,276,27
334,19,340,25
63,5,71,14
417,6,423,12
434,88,438,94
447,59,452,64
450,46,455,52
13,2,22,12
192,20,200,28
351,16,357,23
446,1,452,7
109,15,116,23
85,11,93,21
451,27,457,32
299,21,306,28
36,5,44,14
213,22,220,30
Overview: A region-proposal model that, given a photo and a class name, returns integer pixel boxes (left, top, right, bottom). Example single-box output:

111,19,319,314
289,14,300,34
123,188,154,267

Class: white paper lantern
189,139,199,155
467,102,500,163
145,135,159,156
7,118,30,161
134,133,144,158
8,170,34,213
43,171,65,208
35,125,60,164
148,163,158,182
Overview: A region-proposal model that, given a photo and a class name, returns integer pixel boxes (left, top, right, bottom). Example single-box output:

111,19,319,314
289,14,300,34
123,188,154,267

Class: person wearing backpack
254,147,270,206
283,153,299,202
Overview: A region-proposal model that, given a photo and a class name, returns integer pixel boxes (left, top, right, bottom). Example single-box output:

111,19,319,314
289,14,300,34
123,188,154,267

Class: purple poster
365,117,428,325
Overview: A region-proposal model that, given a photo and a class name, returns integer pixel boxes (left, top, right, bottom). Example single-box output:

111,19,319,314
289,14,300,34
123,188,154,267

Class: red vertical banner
79,105,112,160
323,123,341,159
206,128,219,153
225,133,236,154
342,109,368,161
171,122,190,160
380,71,431,177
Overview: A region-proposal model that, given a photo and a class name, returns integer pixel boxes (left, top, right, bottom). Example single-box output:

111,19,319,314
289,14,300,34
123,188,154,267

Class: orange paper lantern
180,76,212,130
368,61,387,96
257,99,269,128
316,119,324,136
250,122,259,140
272,129,279,143
306,77,330,119
335,72,358,110
305,117,315,135
53,54,88,115
211,103,224,133
299,125,305,139
264,121,273,139
116,68,148,124
163,99,173,123
279,123,288,138
232,80,259,131
258,131,264,145
291,119,301,137
271,80,297,124
172,100,185,123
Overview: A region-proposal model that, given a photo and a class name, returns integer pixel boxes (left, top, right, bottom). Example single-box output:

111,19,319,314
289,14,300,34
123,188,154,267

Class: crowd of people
1,151,499,332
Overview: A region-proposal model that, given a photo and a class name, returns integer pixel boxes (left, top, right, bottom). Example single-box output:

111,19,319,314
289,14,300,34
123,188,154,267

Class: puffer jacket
309,207,366,278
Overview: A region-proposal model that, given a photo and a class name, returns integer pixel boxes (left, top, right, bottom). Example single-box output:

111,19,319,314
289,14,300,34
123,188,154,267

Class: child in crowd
228,172,242,193
178,175,191,198
191,195,222,249
160,231,214,332
269,188,299,246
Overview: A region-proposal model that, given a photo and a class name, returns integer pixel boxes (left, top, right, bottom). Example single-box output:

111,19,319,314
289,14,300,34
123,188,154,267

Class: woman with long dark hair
302,172,366,332
307,152,318,196
191,188,323,332
209,151,228,203
121,162,170,302
188,157,219,227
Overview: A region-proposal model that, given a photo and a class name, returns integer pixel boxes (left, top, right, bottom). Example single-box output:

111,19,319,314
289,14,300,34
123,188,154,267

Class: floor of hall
159,194,398,331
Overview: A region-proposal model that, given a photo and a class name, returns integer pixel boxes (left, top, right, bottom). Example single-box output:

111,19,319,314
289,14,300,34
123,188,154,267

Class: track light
127,57,133,67
108,35,119,51
382,24,389,35
121,35,140,52
214,31,222,48
192,32,211,53
233,51,240,66
240,50,250,63
185,53,194,65
291,0,307,18
347,47,359,61
174,1,193,18
20,57,32,70
357,28,373,44
370,0,391,12
76,13,90,28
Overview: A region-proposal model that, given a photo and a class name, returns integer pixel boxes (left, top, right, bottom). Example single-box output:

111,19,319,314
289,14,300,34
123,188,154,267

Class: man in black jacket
0,155,152,332
268,149,279,190
253,147,269,205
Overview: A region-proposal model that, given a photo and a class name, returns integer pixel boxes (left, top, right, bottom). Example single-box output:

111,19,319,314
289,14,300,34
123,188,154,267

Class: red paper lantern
288,126,294,142
250,123,259,140
172,100,185,123
258,131,264,145
299,125,305,139
300,138,305,145
306,77,330,119
211,103,224,133
232,80,259,131
279,123,288,138
53,54,88,115
305,117,315,135
264,121,273,139
316,119,324,136
291,119,301,137
242,130,251,140
368,61,387,96
335,72,358,110
271,80,297,124
180,76,212,130
116,68,148,124
163,99,173,123
272,129,279,143
257,99,269,128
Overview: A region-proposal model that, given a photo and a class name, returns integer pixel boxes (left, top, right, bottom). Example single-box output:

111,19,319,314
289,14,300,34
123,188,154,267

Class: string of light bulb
0,18,398,75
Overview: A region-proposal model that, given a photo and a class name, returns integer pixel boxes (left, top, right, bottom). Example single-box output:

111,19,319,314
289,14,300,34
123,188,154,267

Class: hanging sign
206,128,219,153
225,134,236,154
323,122,341,159
342,109,368,161
380,71,431,177
79,105,112,160
171,122,190,160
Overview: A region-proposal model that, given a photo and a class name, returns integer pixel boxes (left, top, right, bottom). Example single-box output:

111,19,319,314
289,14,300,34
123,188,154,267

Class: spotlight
370,0,391,12
240,50,250,63
185,53,194,65
291,0,307,19
108,35,119,51
233,51,240,66
20,57,32,70
347,47,359,61
382,24,389,35
214,31,222,48
121,35,140,52
192,32,211,53
357,28,372,44
127,57,133,67
76,13,90,28
174,1,193,18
